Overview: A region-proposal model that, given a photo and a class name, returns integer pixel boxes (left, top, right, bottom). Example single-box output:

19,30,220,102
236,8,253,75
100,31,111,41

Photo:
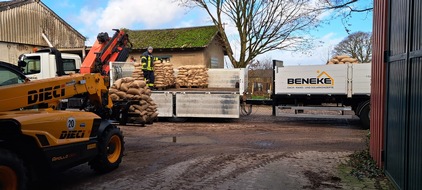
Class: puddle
254,141,274,148
157,135,214,144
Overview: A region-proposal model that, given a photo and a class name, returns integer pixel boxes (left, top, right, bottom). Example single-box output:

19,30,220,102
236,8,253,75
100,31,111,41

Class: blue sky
41,0,372,66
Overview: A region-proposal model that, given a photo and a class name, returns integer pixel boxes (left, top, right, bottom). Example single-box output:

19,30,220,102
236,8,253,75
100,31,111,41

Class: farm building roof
0,0,30,11
0,0,85,45
124,25,221,50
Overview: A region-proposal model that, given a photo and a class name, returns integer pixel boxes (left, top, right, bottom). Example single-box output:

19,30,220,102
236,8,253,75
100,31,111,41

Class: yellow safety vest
141,54,158,71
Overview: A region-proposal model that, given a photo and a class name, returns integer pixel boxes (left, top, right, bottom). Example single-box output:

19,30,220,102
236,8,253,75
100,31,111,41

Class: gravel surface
34,106,367,190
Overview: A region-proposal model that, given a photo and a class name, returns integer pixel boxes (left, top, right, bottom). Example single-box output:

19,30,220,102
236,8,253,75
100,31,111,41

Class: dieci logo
287,70,334,86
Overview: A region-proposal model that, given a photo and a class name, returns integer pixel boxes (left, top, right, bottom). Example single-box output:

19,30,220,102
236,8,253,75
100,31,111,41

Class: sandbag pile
109,77,158,123
153,61,176,88
327,55,359,64
164,62,176,86
176,65,208,87
132,62,144,80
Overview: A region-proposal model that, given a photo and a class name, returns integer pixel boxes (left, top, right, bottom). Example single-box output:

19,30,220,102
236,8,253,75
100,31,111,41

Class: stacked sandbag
163,62,175,87
153,61,176,88
132,62,144,80
176,65,208,87
109,77,158,123
153,61,166,88
327,55,359,65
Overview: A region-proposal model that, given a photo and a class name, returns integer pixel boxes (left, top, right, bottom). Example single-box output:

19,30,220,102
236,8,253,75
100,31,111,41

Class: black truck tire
0,149,27,190
118,112,128,125
89,126,125,173
359,104,370,129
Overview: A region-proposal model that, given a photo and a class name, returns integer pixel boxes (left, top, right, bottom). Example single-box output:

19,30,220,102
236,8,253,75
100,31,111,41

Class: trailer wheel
240,102,252,116
0,149,27,190
359,104,370,129
89,126,125,173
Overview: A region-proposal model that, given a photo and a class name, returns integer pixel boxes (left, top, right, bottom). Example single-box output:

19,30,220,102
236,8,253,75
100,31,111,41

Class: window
63,59,78,73
211,57,219,68
0,66,26,86
22,56,41,74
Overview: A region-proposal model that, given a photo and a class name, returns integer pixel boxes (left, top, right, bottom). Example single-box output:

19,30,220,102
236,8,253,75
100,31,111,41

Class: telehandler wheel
89,126,125,173
0,149,27,190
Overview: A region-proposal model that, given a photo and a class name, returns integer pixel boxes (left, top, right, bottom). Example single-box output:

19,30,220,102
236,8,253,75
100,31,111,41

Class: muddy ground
37,106,367,190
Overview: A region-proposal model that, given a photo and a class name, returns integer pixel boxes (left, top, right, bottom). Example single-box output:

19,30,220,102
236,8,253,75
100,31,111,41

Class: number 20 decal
67,117,76,130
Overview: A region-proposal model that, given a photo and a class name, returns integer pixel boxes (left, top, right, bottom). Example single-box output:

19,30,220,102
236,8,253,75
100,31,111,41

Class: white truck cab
21,52,81,80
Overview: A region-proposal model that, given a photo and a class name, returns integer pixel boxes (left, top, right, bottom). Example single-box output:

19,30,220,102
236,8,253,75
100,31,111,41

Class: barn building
124,25,227,68
0,0,85,64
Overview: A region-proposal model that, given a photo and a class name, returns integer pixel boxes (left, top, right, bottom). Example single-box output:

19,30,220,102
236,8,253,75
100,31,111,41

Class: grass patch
250,95,269,100
337,131,395,189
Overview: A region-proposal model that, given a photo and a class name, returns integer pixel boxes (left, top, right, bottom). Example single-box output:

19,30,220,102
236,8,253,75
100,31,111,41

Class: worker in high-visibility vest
141,46,158,89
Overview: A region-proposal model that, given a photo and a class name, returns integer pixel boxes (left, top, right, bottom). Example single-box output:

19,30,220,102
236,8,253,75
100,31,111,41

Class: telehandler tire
0,149,27,190
89,126,124,173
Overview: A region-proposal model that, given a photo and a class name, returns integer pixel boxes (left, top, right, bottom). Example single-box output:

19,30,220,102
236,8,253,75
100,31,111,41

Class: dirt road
37,108,367,190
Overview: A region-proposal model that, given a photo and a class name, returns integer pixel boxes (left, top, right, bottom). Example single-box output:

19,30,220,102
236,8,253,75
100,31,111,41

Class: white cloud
98,0,185,30
56,0,76,8
256,33,343,66
77,0,187,45
78,7,103,27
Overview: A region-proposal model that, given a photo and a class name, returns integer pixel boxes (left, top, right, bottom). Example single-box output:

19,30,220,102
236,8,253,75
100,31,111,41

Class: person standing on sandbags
141,46,158,90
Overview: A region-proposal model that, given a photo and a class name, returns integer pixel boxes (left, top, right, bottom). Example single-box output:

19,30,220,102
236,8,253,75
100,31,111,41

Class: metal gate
385,0,422,189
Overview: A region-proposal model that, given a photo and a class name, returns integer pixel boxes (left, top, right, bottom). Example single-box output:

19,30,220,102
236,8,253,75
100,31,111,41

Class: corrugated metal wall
385,0,409,188
0,42,43,63
385,60,408,189
407,0,422,188
370,0,387,168
0,1,85,48
382,0,422,189
408,58,422,189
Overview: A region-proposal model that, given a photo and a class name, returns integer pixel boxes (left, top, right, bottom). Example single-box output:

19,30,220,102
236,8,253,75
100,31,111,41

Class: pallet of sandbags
109,77,158,125
153,61,166,89
176,65,208,88
327,55,359,65
163,62,175,87
153,61,176,89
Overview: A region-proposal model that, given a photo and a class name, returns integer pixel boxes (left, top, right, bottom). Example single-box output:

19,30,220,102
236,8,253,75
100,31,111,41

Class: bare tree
248,56,273,70
319,45,334,64
179,0,322,68
321,0,373,12
320,0,373,33
332,31,372,63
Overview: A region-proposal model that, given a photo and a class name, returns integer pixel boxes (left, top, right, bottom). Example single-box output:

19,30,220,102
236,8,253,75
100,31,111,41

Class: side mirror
18,54,27,68
18,60,27,67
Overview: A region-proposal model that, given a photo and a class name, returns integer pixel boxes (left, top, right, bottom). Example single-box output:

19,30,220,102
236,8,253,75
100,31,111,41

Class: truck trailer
109,62,247,121
270,60,371,128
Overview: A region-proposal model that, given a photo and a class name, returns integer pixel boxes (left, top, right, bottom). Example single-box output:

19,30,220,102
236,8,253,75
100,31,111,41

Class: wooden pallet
155,86,168,91
155,84,175,90
175,84,208,89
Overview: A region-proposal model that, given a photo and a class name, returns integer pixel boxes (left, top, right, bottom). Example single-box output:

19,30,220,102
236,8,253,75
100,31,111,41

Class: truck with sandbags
109,61,247,123
15,52,246,124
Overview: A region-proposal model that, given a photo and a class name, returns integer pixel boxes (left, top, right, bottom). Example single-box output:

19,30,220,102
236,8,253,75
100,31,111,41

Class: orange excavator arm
80,29,132,75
